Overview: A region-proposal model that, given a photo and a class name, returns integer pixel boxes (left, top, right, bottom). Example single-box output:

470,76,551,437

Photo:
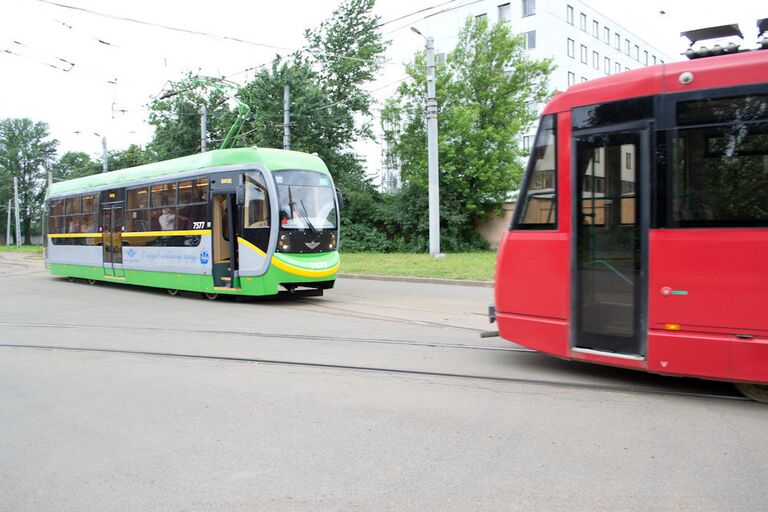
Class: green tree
52,151,100,182
382,17,554,250
107,144,147,171
0,118,58,243
146,73,237,161
304,0,389,142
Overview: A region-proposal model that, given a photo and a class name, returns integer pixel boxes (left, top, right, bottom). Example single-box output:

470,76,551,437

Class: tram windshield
274,170,337,230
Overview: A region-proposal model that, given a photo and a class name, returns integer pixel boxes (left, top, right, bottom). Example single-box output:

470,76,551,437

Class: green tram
44,147,341,299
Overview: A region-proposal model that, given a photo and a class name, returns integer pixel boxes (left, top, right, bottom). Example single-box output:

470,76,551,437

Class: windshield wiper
287,186,317,234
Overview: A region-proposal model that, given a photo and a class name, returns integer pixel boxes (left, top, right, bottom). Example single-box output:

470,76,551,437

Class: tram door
101,204,125,278
211,192,239,289
574,129,648,356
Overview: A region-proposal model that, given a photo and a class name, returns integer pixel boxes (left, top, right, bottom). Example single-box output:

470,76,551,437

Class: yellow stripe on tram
49,230,211,239
122,230,211,238
48,233,99,238
237,237,339,279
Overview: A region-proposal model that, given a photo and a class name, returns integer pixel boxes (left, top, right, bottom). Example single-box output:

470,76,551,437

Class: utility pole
411,27,441,257
200,107,207,152
13,177,21,248
101,136,108,173
6,199,11,245
283,84,291,150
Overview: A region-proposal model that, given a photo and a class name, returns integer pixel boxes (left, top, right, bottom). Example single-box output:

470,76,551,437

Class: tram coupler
488,304,496,323
480,330,500,339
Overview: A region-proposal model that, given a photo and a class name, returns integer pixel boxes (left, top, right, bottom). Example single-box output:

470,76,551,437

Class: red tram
493,26,768,401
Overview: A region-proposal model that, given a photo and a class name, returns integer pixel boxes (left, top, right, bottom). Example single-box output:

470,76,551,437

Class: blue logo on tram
199,250,209,265
126,248,136,259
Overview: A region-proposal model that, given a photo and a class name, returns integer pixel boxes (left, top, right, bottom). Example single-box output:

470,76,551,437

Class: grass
340,252,496,281
0,245,43,254
0,245,496,281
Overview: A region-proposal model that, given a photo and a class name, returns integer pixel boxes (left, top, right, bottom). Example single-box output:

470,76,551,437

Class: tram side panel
647,229,768,383
495,112,572,357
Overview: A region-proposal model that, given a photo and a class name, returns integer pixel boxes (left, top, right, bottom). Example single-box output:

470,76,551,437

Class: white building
422,0,674,152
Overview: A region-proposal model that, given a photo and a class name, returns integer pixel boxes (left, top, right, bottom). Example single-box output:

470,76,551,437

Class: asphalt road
1,252,766,511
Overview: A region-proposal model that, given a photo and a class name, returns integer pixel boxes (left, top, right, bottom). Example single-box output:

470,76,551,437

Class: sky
1,0,766,172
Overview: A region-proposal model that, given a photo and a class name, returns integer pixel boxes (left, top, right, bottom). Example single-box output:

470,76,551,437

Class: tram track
0,342,748,402
0,320,529,354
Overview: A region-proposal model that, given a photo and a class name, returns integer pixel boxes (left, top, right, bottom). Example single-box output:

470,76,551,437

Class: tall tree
107,144,147,171
51,151,101,182
304,0,389,143
382,17,554,250
0,118,58,244
146,74,237,161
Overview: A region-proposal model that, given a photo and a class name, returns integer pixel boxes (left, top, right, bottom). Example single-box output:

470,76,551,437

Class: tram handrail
585,259,634,286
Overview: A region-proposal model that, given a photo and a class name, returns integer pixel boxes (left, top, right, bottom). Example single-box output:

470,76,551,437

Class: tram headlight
329,232,337,250
279,233,290,252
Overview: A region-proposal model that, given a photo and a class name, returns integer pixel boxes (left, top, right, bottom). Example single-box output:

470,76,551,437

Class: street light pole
411,27,441,257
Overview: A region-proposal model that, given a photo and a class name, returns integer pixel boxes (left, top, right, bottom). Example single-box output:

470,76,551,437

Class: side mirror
335,187,344,211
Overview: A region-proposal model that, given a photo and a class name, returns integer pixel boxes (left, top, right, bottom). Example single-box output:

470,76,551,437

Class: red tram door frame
571,123,651,358
101,202,125,278
210,173,241,289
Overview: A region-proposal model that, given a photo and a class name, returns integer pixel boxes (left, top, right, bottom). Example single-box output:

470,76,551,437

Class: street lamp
410,27,442,257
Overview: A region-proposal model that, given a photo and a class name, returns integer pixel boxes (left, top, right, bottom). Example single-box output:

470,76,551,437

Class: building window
522,135,532,152
568,71,576,85
476,13,487,21
603,27,610,44
644,50,649,65
580,13,587,31
592,51,599,69
521,0,535,17
604,56,611,74
581,76,588,82
652,55,657,64
498,3,511,22
625,38,631,55
634,44,640,60
615,61,621,74
567,38,575,58
580,44,587,64
524,30,536,49
567,5,574,25
659,59,665,65
615,33,621,50
592,20,599,38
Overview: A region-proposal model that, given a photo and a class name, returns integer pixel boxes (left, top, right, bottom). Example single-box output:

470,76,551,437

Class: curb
337,273,493,288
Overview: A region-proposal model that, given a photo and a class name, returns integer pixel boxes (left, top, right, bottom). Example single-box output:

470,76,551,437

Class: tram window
65,197,81,215
179,179,208,205
661,94,768,228
179,179,208,227
126,209,150,232
127,187,149,210
245,173,270,228
82,194,98,213
49,200,65,234
151,183,176,207
513,114,557,229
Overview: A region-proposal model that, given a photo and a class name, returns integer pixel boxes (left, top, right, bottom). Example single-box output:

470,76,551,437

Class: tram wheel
735,383,768,403
202,292,219,301
87,279,97,285
167,289,180,297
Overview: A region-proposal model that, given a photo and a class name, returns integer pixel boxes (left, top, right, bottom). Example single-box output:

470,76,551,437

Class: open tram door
100,190,125,279
573,125,650,357
210,174,240,290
